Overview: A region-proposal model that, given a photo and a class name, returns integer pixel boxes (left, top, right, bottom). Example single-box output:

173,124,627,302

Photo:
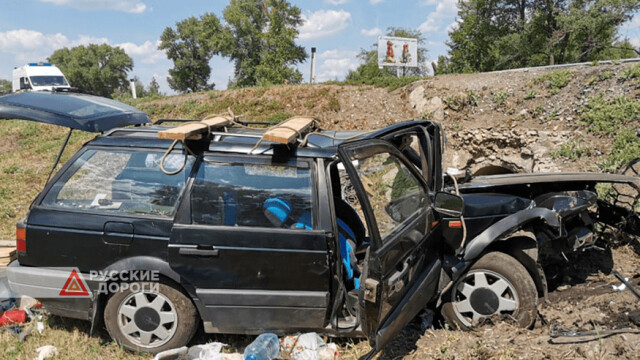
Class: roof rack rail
154,119,195,124
155,118,280,127
156,115,316,146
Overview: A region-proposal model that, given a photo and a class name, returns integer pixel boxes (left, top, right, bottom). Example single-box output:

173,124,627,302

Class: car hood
458,172,640,197
0,92,150,132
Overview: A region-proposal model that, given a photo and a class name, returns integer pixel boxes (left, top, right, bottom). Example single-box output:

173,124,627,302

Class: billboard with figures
377,36,418,68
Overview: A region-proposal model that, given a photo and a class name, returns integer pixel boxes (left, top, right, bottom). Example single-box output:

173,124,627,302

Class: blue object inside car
264,197,359,289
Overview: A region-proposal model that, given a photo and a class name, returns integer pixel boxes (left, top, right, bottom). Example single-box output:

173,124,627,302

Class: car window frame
185,152,318,231
338,140,431,249
35,145,198,220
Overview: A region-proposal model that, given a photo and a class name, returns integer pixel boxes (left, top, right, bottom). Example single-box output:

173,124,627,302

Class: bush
620,63,640,80
581,95,640,135
533,70,574,89
524,90,537,100
602,128,640,172
494,90,508,106
550,136,589,160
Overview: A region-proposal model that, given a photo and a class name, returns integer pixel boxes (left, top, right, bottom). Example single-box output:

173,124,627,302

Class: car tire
104,282,198,354
441,252,537,330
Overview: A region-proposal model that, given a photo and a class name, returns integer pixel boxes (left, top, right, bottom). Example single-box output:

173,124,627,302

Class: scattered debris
549,324,640,343
152,346,187,360
280,333,339,360
187,342,232,360
613,270,640,301
33,345,58,360
18,322,34,342
18,295,38,310
244,333,279,360
0,309,26,326
0,247,16,267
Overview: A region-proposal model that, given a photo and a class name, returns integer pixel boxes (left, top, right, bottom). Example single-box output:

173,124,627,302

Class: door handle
388,258,412,294
103,222,134,246
178,248,219,257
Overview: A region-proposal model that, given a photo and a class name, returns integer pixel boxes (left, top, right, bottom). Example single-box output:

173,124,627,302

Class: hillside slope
137,61,640,175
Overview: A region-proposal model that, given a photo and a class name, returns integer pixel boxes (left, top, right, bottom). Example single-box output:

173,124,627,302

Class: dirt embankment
140,61,640,175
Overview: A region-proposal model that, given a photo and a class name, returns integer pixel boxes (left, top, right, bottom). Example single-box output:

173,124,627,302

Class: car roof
89,120,431,159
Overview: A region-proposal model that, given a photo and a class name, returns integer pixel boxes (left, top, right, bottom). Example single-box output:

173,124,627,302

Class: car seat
263,197,360,290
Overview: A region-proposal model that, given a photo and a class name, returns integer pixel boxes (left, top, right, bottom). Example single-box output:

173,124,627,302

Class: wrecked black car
2,91,639,358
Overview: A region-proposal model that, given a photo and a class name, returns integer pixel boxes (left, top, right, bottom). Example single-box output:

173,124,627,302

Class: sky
0,0,639,94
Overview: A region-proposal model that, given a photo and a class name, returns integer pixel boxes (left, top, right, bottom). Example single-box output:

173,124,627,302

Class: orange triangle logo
59,269,89,297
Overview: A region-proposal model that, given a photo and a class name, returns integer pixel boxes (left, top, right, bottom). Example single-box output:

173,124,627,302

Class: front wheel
441,252,538,330
104,282,198,354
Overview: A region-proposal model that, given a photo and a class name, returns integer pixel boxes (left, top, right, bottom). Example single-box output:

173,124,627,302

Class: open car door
338,139,442,358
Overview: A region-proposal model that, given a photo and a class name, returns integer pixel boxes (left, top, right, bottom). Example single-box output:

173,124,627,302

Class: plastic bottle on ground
243,333,279,360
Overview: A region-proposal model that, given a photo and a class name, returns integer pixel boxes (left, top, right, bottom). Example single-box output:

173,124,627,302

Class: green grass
620,62,640,80
533,70,574,89
443,92,479,111
601,128,640,172
493,90,508,106
113,94,166,107
599,70,614,81
580,95,640,135
524,90,537,100
550,136,589,160
0,120,94,238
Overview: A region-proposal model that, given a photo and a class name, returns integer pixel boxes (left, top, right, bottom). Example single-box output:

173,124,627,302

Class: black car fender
101,256,181,284
462,207,561,262
435,208,559,307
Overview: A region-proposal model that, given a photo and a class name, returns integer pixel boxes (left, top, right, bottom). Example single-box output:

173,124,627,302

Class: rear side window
42,149,194,216
191,160,313,229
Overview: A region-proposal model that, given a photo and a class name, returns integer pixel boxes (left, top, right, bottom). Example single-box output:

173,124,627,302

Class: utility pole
129,79,137,99
310,47,317,84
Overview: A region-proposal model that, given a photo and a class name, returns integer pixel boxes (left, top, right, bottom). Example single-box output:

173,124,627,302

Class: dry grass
0,315,146,360
0,120,94,239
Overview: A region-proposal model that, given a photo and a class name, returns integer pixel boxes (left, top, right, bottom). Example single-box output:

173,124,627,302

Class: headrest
264,198,291,227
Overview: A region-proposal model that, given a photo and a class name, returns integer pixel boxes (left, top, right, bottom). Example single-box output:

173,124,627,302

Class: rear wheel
104,282,198,354
441,252,537,330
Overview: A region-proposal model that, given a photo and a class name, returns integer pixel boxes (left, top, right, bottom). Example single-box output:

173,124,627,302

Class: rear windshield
29,76,68,87
42,149,194,217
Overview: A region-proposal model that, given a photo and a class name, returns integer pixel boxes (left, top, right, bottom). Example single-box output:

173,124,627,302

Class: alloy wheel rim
117,290,178,348
451,269,519,327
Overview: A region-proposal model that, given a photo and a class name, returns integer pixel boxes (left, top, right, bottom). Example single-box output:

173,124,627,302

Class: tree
346,27,428,82
130,76,147,98
440,0,640,73
159,13,221,93
48,44,133,97
148,77,161,96
220,0,307,87
0,79,10,95
158,0,307,90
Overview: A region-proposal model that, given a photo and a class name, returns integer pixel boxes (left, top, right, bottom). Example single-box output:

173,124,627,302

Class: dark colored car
2,92,639,357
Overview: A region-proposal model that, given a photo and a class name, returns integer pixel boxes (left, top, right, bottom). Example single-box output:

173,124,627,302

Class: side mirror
434,192,464,217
